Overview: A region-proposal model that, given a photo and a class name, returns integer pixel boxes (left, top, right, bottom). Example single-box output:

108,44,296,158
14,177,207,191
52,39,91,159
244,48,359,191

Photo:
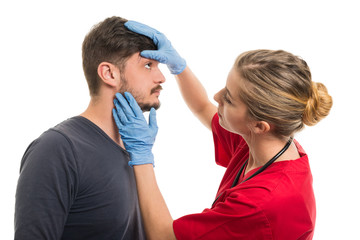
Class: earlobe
253,121,271,134
97,62,118,87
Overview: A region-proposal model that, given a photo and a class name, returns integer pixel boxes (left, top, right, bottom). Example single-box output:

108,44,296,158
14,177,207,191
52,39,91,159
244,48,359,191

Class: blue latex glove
112,92,158,167
125,20,186,75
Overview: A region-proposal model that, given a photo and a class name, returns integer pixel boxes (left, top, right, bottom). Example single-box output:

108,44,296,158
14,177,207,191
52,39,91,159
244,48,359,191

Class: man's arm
15,131,76,239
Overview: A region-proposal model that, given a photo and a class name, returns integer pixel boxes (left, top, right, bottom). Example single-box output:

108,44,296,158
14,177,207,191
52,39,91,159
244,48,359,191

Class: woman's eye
223,94,232,104
145,63,151,70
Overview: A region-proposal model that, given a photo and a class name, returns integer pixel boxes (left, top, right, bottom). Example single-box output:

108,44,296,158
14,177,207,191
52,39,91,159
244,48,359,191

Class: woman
113,21,332,240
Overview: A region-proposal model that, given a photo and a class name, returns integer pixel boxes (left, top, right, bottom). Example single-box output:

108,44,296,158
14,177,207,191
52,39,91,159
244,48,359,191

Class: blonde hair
234,49,332,137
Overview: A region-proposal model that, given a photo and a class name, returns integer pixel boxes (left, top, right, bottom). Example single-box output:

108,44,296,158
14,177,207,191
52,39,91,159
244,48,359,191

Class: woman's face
214,67,252,136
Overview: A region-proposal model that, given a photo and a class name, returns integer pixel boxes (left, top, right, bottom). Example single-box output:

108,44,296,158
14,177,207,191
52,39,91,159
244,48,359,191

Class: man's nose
155,68,166,84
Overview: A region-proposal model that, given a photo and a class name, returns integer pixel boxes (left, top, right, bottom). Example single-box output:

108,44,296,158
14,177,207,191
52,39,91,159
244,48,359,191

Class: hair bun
302,82,333,126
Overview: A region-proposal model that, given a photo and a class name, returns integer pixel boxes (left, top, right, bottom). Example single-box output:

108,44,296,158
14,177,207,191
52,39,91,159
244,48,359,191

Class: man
15,16,165,239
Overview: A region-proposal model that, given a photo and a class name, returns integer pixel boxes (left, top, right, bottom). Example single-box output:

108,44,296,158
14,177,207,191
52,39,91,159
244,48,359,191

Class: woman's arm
175,66,217,130
113,93,177,239
124,21,217,130
134,164,176,240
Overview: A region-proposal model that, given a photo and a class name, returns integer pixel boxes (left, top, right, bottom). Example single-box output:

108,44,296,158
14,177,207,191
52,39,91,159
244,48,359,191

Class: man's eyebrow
137,54,144,63
138,55,153,63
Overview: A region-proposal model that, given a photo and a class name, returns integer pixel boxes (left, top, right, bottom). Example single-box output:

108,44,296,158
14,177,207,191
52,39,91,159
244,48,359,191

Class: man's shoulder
20,120,81,172
52,116,88,135
34,117,80,144
24,117,84,157
38,116,97,146
23,116,125,167
25,129,73,160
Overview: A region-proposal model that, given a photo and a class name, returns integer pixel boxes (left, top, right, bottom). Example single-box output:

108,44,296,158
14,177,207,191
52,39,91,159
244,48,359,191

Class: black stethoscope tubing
212,137,293,207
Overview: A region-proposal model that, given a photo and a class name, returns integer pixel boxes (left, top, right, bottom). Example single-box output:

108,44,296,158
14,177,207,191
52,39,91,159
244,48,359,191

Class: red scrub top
173,114,316,240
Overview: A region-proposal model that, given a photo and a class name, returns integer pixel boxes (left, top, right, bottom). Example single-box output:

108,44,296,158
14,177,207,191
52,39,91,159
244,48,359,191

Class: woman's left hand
112,92,158,167
125,20,186,75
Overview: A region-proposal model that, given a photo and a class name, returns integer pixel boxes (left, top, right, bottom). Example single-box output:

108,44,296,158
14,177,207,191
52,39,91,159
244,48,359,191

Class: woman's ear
251,121,271,134
97,62,119,87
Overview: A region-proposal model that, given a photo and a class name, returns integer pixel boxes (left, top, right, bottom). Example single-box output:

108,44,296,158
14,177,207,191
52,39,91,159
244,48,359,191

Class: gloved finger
149,108,158,134
125,21,161,43
115,93,135,118
112,108,124,129
141,50,168,64
124,92,143,118
113,98,129,123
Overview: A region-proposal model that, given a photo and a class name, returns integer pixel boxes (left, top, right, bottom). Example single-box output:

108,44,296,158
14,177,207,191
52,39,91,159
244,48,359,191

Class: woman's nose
214,90,222,104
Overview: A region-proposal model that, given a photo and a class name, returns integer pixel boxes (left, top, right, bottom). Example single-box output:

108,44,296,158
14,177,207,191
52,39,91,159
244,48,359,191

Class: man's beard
118,75,161,112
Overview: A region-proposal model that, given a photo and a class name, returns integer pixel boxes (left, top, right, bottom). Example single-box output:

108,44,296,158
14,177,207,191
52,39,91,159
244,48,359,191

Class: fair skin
214,67,300,174
133,66,300,239
81,53,165,146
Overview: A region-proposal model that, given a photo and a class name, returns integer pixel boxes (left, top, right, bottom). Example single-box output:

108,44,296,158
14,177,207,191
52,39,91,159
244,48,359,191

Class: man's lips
151,85,163,94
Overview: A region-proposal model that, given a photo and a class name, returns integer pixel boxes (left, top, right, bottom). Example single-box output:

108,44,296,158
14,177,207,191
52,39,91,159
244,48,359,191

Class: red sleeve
173,191,271,240
211,113,246,168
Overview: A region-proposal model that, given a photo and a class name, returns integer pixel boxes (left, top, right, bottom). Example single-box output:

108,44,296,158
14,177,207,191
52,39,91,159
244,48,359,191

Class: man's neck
80,96,124,148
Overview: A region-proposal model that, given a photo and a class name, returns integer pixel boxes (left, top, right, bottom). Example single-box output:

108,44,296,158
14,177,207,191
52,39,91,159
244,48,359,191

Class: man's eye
145,63,152,69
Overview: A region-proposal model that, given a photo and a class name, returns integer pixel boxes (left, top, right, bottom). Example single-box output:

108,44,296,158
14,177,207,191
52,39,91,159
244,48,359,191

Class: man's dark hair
82,16,156,96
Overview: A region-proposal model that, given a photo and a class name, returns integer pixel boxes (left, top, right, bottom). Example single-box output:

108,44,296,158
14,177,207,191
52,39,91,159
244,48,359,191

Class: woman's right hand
112,92,158,167
125,20,186,75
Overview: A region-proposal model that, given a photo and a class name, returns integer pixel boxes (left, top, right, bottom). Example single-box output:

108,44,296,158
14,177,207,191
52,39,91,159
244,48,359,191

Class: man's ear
251,120,271,134
97,62,119,87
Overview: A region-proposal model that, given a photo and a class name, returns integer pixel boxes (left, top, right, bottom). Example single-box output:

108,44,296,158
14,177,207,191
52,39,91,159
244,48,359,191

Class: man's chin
139,102,161,112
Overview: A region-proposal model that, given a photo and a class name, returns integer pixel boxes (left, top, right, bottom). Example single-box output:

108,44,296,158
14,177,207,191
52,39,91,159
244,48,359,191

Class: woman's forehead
226,68,244,93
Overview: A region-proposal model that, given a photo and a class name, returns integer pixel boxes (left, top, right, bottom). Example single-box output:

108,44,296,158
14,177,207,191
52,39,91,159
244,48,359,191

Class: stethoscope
212,137,293,207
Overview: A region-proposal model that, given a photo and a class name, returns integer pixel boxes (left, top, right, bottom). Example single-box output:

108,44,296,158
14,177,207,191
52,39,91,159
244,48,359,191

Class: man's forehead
125,52,159,68
127,52,149,63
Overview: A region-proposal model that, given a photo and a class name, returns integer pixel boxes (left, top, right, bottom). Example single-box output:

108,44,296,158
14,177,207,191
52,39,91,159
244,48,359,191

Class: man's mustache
151,85,163,94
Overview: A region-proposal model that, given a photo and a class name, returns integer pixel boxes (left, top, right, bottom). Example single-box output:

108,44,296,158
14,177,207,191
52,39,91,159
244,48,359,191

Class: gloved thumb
149,108,158,133
141,50,168,64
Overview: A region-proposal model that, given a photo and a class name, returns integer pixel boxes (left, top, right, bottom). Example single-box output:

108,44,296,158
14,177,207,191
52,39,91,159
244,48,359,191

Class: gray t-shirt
15,116,145,240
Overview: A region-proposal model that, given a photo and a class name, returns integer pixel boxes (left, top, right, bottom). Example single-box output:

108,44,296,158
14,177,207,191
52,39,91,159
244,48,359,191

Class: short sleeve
173,191,272,240
15,130,78,240
211,113,246,168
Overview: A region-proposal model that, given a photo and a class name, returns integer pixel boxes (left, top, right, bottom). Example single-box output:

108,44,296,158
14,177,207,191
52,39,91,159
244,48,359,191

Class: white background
1,0,359,239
